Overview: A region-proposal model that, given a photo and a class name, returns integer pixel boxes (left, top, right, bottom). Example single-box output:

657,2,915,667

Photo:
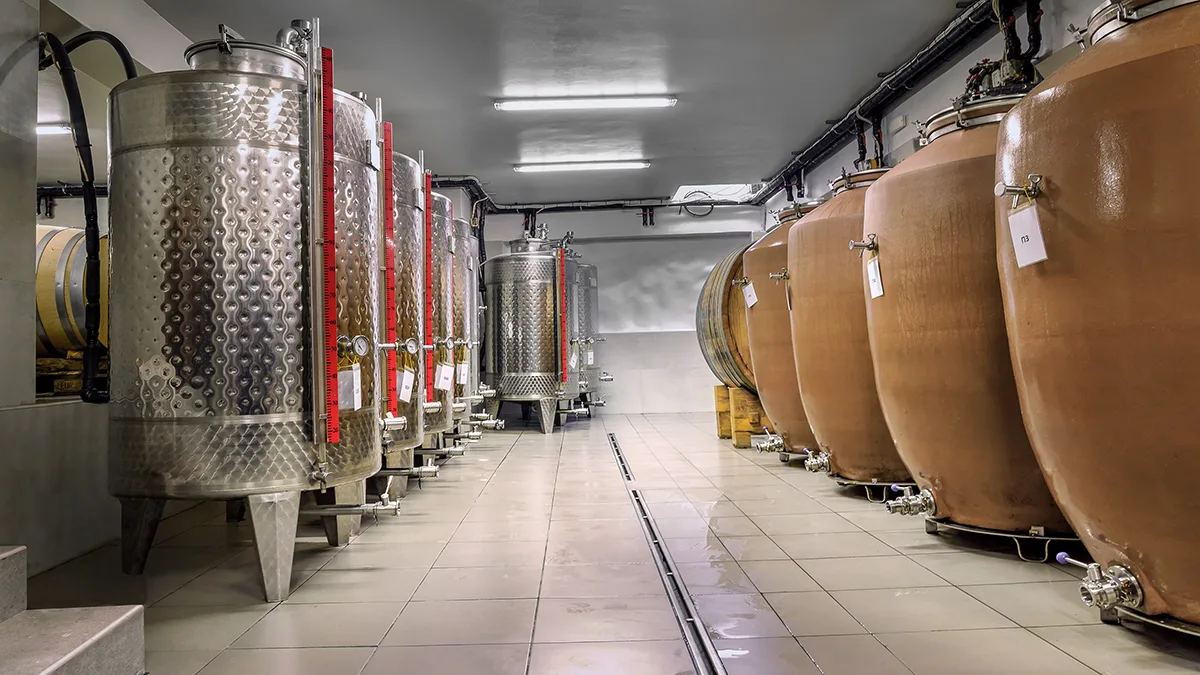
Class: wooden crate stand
714,386,732,439
715,386,774,448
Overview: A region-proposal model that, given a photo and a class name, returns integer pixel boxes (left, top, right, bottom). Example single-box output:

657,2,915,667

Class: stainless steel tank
576,263,609,405
385,152,425,454
450,213,482,414
482,234,578,433
106,26,381,600
423,192,455,435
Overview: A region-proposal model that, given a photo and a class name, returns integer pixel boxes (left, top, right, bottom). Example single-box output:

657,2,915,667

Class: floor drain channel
608,432,634,481
608,434,726,675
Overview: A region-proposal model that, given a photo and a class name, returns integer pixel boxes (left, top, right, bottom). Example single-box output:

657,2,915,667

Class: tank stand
537,398,557,434
225,499,247,523
119,498,166,575
1110,607,1200,638
521,403,533,421
246,491,301,603
834,478,911,504
485,398,502,423
923,518,1079,563
316,481,365,546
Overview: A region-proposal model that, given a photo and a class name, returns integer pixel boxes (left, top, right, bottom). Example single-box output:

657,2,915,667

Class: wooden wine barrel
742,201,823,451
997,2,1200,624
35,225,108,357
788,170,908,483
696,244,756,393
863,96,1068,534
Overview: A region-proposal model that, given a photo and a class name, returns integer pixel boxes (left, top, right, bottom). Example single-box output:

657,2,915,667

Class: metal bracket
849,233,878,258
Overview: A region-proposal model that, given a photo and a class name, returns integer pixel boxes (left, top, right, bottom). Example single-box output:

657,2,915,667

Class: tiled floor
26,413,1200,674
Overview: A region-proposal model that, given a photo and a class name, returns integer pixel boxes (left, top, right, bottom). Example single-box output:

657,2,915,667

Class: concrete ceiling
52,0,966,203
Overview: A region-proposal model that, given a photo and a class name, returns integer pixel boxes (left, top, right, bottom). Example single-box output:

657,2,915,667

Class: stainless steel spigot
480,419,505,430
423,401,443,414
849,233,878,258
599,372,614,382
452,402,468,414
380,415,408,432
1056,553,1144,611
769,269,789,284
753,426,785,454
883,484,936,517
804,451,831,474
470,412,491,422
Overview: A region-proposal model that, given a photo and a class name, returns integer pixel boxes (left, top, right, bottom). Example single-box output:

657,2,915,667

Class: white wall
482,206,766,414
36,196,109,234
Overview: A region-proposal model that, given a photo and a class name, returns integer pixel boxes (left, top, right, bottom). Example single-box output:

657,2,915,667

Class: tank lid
507,238,555,253
830,168,888,195
923,94,1024,144
430,192,453,218
185,24,307,79
777,199,824,224
1087,0,1198,45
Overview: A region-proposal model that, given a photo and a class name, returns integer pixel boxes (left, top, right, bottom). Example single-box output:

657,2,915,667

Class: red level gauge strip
382,123,398,417
320,47,340,443
423,172,435,403
558,248,567,384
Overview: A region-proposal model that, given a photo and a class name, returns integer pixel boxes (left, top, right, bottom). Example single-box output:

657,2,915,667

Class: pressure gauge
404,338,420,355
352,335,371,358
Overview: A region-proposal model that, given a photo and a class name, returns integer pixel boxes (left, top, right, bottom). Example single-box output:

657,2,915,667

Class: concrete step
0,605,144,675
0,546,26,622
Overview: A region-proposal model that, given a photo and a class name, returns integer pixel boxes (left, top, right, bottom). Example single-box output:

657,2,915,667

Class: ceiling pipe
431,175,745,215
749,0,995,205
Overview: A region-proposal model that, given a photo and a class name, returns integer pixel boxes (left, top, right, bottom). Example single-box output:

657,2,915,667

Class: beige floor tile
218,542,342,571
692,500,749,519
764,591,868,637
465,504,554,522
233,602,403,648
963,581,1101,627
798,635,913,675
714,637,821,674
1034,624,1200,675
547,518,645,541
198,647,374,675
144,650,219,675
718,536,789,561
285,568,421,604
839,511,929,533
551,490,632,504
798,556,950,591
911,552,1078,586
651,517,713,538
351,520,458,544
664,537,736,563
156,525,256,549
638,488,690,503
831,587,1015,633
449,520,550,543
677,562,759,595
707,517,764,537
363,644,530,675
156,566,317,607
144,605,273,651
321,542,445,570
528,641,695,675
774,532,899,560
412,566,542,600
434,541,547,568
541,563,665,598
734,498,830,516
552,502,636,520
739,560,822,593
382,599,537,646
533,597,681,642
750,513,862,536
878,628,1095,675
693,593,793,640
545,538,654,566
647,501,703,519
719,485,802,501
871,529,994,556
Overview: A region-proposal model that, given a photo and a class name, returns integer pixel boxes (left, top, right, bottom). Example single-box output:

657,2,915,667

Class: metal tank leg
537,398,557,435
247,491,301,603
521,403,532,421
120,498,165,575
486,399,502,422
318,480,365,546
226,499,247,523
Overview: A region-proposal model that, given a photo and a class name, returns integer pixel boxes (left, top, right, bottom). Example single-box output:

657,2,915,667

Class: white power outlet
889,114,909,135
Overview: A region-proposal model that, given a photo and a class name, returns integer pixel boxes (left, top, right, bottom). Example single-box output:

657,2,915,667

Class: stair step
0,605,144,675
0,546,26,622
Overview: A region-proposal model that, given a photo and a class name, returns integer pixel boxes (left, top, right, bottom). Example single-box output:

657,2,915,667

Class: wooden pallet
36,353,106,397
714,385,774,448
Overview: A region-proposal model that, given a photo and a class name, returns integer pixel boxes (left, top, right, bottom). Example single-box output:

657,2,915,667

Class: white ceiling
48,0,966,204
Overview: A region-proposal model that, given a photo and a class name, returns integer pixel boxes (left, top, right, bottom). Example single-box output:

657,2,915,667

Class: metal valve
994,174,1043,199
731,277,750,287
804,450,831,474
479,384,497,398
590,399,607,407
380,415,408,432
753,426,785,454
1067,23,1088,51
470,412,491,422
769,269,789,284
480,419,505,430
452,402,468,414
423,401,443,414
884,485,937,517
849,233,878,258
599,372,614,382
1056,553,1144,611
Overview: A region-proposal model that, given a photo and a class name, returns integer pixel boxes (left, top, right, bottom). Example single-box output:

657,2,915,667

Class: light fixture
36,123,73,136
495,96,677,112
514,160,651,173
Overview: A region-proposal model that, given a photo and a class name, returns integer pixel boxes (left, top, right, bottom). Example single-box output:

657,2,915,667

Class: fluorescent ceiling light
514,160,651,173
495,96,677,112
37,123,73,136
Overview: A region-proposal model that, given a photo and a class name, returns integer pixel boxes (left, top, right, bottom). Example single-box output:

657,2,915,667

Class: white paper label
338,363,362,411
569,351,578,369
456,362,470,385
398,368,415,403
1009,202,1049,268
586,350,595,366
867,255,884,299
742,282,758,308
434,362,454,391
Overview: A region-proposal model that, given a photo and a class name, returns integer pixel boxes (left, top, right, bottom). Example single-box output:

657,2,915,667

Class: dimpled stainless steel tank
423,193,455,435
386,152,425,454
106,27,381,600
576,263,608,406
483,235,578,433
450,214,482,415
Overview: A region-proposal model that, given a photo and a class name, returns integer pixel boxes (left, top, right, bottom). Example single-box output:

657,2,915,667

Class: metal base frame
119,498,166,575
247,491,301,603
833,478,914,503
315,481,365,546
537,398,557,434
1109,607,1200,639
923,518,1079,563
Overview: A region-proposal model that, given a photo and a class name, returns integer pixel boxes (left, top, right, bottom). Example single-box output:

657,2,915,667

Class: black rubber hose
41,32,108,403
1022,0,1044,61
39,30,138,80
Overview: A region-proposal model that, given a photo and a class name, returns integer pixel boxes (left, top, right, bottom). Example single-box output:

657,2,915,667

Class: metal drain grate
608,433,727,675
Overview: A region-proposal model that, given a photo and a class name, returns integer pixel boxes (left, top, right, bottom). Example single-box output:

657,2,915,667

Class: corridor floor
27,414,1200,674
